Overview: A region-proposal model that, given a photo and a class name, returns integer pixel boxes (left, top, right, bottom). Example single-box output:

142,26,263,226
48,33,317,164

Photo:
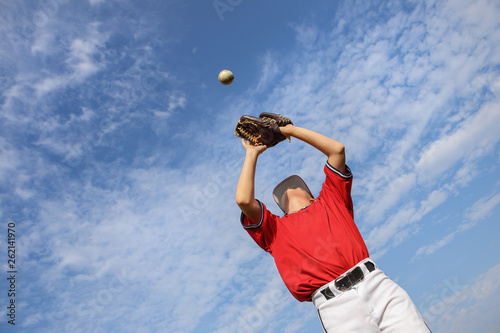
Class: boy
236,123,430,332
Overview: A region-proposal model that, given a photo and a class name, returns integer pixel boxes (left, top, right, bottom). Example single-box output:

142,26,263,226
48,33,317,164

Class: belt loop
320,286,336,300
365,260,376,272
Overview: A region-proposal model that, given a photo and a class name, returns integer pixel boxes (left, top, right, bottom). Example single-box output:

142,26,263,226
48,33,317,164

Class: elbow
235,195,252,208
336,144,345,155
236,195,258,212
329,143,345,157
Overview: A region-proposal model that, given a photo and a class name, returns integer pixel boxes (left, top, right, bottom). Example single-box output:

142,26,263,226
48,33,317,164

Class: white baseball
218,70,234,85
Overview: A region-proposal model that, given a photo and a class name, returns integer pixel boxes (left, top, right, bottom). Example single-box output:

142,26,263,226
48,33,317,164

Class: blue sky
1,0,500,332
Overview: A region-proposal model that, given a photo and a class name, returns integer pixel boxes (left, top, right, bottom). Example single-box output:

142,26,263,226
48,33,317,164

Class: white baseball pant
312,260,431,332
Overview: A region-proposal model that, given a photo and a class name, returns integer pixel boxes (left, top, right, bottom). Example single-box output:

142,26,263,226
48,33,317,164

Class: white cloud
420,190,449,216
0,137,21,180
367,188,447,253
416,102,500,183
254,51,281,93
2,0,500,332
363,173,417,224
33,76,68,96
466,192,500,221
414,191,500,259
68,40,100,76
449,163,477,190
31,31,57,55
29,22,109,98
167,90,186,111
422,262,500,333
367,204,418,252
414,232,456,258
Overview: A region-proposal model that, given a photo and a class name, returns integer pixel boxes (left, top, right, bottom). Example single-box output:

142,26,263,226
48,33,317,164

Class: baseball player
235,122,431,332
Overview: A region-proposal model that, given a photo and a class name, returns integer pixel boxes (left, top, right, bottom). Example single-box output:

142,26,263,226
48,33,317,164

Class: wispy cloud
416,102,500,183
233,0,500,260
421,262,500,333
466,192,500,221
1,0,500,332
413,192,500,259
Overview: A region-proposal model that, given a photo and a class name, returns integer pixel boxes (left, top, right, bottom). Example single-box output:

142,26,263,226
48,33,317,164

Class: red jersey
241,163,369,302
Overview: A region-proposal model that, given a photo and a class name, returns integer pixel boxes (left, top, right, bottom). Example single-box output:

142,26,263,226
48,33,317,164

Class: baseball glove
234,113,293,147
259,112,293,128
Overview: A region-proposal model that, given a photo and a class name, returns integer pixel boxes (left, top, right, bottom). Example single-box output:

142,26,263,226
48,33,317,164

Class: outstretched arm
280,125,346,173
235,139,267,223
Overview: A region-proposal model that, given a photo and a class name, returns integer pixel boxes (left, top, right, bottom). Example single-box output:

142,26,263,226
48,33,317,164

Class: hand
241,139,267,155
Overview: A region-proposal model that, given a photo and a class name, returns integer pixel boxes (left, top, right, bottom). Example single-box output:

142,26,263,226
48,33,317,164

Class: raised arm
235,139,267,223
280,125,346,173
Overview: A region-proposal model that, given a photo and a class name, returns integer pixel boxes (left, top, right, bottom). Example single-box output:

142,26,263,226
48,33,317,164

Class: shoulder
240,201,281,252
241,200,280,230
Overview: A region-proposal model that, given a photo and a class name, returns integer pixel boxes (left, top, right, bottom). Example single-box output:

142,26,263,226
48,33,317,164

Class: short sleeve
319,162,354,216
240,201,279,252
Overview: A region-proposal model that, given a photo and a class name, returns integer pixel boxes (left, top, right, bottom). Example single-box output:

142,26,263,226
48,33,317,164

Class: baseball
218,70,234,85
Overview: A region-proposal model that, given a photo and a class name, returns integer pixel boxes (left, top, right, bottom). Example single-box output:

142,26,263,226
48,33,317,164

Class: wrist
245,149,261,159
280,124,295,137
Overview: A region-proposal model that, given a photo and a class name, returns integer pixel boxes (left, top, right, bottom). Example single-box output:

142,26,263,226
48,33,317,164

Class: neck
288,204,312,214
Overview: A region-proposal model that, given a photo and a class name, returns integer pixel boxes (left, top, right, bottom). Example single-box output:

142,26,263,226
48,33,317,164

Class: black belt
320,261,376,300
